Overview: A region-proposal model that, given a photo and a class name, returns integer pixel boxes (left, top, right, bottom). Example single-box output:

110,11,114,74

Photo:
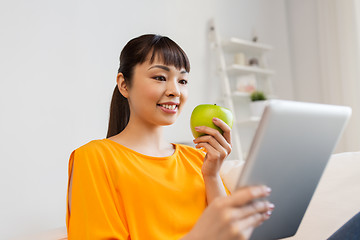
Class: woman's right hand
183,185,274,240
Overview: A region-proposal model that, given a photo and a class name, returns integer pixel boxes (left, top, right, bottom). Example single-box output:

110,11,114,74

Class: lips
157,102,179,110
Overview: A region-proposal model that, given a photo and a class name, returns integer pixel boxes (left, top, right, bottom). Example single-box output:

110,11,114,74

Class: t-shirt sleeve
66,146,129,240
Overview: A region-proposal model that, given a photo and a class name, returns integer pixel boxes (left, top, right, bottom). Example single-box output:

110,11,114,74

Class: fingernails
195,127,200,131
264,186,272,195
213,117,219,122
265,202,275,217
268,203,275,210
263,213,271,220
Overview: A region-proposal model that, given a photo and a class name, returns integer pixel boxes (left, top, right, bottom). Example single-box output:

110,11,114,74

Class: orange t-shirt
66,139,209,239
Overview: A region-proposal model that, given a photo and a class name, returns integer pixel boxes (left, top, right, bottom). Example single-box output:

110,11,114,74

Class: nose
166,79,181,97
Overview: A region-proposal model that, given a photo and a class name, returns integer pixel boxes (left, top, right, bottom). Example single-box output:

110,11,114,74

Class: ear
116,73,129,98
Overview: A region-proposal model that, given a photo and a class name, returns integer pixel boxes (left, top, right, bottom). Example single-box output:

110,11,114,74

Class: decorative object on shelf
236,74,256,93
250,90,267,101
252,36,258,42
250,91,267,118
248,58,259,66
234,52,246,65
250,30,260,67
252,27,258,42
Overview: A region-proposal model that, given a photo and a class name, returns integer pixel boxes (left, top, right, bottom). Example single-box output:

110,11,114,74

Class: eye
179,79,188,85
153,76,166,81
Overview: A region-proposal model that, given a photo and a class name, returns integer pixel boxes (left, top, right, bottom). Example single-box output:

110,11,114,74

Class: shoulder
76,139,109,153
70,139,113,167
71,139,109,158
68,140,118,185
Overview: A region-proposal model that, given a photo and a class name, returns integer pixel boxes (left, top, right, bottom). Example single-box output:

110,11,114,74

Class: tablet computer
235,100,351,240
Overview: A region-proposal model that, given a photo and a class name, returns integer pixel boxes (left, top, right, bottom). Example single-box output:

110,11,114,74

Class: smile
159,104,177,110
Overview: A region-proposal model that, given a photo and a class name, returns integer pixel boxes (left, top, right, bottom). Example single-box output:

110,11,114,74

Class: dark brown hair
106,34,190,138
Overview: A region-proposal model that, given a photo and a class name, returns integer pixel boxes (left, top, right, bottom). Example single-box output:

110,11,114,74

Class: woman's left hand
193,117,232,178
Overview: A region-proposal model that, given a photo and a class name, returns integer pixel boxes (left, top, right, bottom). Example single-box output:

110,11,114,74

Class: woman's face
123,56,189,127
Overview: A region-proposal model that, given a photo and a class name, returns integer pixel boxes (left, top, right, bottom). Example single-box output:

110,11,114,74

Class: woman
66,34,274,240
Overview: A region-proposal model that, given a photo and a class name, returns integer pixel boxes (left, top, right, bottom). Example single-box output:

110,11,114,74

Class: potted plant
250,91,267,117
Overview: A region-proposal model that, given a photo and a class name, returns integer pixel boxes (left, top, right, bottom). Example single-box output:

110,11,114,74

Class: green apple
190,104,234,138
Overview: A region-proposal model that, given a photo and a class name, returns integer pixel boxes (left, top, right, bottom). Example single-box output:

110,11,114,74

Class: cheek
179,89,188,111
143,86,162,101
181,88,188,102
133,82,161,101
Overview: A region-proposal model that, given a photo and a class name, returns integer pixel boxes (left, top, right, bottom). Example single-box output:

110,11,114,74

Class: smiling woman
106,34,191,138
66,34,273,240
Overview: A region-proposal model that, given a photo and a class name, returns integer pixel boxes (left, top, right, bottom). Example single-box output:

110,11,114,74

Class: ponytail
106,86,130,138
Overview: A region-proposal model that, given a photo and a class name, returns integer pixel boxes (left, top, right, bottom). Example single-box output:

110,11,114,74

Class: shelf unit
208,19,276,160
226,64,275,78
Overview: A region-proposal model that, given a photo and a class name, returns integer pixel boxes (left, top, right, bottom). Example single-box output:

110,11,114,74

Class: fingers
195,139,229,161
194,132,231,153
190,186,273,240
212,118,232,145
194,121,232,155
233,200,274,220
235,211,270,235
226,187,274,238
195,142,218,156
227,185,271,207
221,211,270,240
237,201,274,230
216,197,273,240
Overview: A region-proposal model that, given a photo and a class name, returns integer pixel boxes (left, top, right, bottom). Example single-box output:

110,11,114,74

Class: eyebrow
148,65,188,74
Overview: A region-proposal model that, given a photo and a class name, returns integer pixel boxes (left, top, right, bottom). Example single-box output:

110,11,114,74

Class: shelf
230,92,277,100
227,64,275,78
222,38,273,55
237,117,261,126
231,92,251,97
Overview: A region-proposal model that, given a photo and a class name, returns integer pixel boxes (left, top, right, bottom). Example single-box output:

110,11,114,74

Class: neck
125,120,164,147
111,115,173,156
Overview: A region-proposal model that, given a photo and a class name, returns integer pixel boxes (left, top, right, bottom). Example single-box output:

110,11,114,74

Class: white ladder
208,19,244,161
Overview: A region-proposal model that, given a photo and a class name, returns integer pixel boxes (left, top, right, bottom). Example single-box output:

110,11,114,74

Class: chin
158,116,178,126
160,120,177,126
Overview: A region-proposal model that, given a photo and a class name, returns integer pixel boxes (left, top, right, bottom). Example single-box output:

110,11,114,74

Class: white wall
0,0,292,238
285,0,360,153
285,0,323,102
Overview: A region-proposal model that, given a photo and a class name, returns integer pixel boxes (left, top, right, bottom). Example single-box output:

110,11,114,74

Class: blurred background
1,0,359,238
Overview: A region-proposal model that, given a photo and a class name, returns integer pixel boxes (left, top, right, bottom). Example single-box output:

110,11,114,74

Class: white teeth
161,104,177,110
